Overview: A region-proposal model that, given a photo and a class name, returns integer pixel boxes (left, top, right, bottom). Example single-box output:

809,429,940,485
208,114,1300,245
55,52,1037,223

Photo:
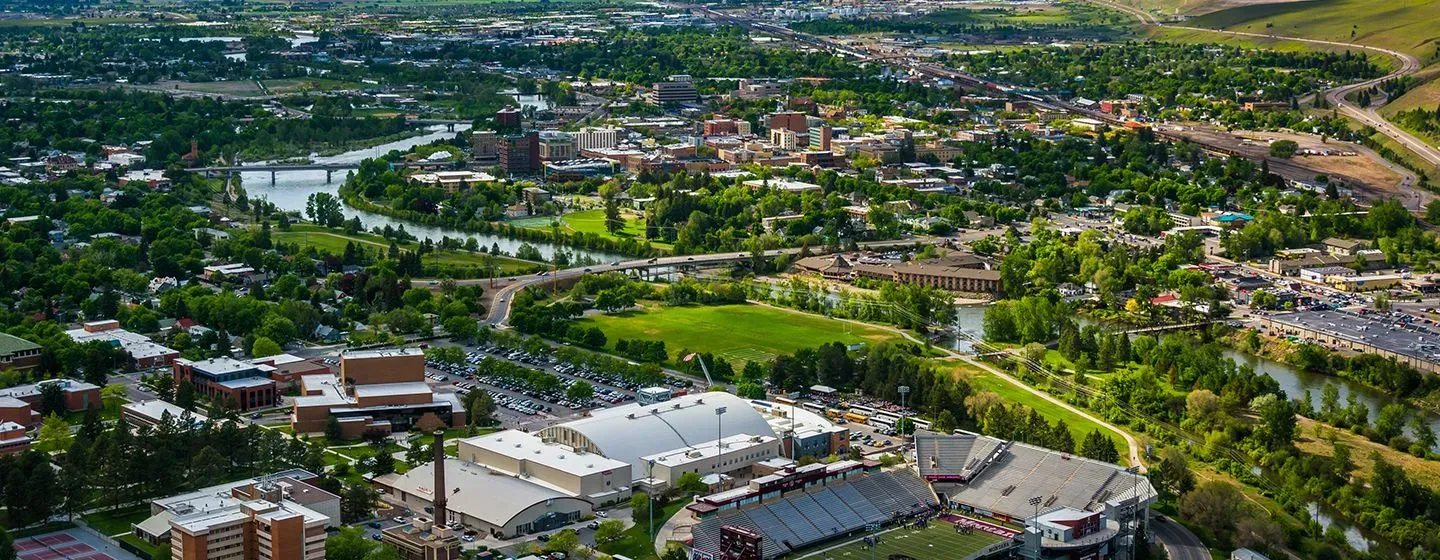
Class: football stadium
685,431,1155,560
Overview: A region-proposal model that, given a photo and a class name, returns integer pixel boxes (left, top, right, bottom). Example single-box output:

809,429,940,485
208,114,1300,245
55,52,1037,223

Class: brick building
173,357,280,412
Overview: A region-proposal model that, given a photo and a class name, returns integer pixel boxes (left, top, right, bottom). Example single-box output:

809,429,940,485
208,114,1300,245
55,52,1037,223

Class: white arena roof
538,392,777,474
379,459,588,528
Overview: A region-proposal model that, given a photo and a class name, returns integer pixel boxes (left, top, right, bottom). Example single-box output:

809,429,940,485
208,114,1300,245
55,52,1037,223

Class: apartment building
648,75,698,105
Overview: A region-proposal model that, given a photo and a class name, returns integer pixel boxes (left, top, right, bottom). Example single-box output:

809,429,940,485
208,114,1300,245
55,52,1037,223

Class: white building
457,429,631,505
575,127,622,151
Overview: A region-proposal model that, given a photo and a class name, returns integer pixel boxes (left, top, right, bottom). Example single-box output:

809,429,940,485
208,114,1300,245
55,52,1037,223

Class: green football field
803,523,1003,560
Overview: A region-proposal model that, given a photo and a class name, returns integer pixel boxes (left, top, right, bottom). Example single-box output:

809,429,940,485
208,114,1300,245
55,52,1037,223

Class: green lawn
518,210,671,249
577,304,901,366
1144,26,1398,71
950,360,1112,445
273,224,541,276
802,522,1002,559
83,506,152,537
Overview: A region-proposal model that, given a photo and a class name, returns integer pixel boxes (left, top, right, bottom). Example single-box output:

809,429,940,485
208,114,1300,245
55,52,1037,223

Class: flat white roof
378,459,586,528
122,400,210,424
342,347,423,360
641,433,778,467
463,429,629,477
355,381,433,399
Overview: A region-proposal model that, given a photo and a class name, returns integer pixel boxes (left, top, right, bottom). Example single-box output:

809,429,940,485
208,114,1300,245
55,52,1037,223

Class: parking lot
422,343,696,431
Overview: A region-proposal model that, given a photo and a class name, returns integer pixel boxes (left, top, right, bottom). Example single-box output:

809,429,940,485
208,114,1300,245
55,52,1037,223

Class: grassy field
1296,416,1440,490
577,304,901,366
802,522,1002,560
83,506,152,537
1186,0,1440,59
517,209,670,249
273,224,541,276
948,360,1114,445
1144,26,1398,70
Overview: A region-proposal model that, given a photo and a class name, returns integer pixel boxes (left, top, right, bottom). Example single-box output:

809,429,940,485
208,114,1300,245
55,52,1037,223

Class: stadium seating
691,471,939,560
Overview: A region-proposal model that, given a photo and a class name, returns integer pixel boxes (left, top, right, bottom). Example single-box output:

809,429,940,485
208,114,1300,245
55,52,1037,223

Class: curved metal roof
544,392,777,475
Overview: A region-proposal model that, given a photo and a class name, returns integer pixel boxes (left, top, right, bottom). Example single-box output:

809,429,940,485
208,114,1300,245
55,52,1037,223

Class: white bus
802,402,827,414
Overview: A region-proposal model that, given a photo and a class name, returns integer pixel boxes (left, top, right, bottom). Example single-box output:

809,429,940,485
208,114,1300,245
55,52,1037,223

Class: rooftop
343,347,424,360
462,429,630,477
354,381,434,399
377,459,585,527
0,332,40,355
1265,310,1440,365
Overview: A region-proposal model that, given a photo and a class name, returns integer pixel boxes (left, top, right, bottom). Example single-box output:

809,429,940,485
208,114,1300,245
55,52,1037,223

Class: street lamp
897,386,910,436
1028,496,1042,529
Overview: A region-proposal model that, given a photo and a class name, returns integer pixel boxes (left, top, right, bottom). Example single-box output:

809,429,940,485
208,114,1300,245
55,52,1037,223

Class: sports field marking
719,347,778,363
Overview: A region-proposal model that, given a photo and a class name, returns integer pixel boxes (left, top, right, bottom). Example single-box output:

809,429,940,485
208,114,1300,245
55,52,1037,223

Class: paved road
1090,0,1440,171
1149,516,1210,560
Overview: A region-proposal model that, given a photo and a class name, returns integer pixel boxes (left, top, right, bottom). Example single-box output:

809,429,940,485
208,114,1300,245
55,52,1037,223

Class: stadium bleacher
691,471,938,560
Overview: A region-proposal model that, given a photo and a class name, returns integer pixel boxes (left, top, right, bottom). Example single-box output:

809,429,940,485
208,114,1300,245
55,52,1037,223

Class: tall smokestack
432,429,447,525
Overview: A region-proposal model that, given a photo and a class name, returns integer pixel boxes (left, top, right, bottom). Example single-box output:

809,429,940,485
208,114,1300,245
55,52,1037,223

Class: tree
544,529,579,556
1374,403,1409,443
251,336,283,358
191,446,228,487
443,316,478,342
566,380,595,403
594,519,625,543
465,390,496,426
1178,481,1247,544
1256,397,1297,451
630,492,651,524
1268,140,1299,158
406,439,433,466
175,379,196,411
35,414,74,453
326,416,343,441
341,483,380,523
1078,429,1120,463
675,471,708,496
603,194,625,235
37,382,66,416
306,192,345,227
370,449,396,476
0,523,14,560
1152,447,1195,501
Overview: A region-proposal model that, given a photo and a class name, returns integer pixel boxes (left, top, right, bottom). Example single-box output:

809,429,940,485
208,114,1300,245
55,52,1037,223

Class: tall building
499,132,540,175
575,127,621,151
538,132,576,161
648,75,698,105
470,130,499,167
495,106,522,129
170,498,328,560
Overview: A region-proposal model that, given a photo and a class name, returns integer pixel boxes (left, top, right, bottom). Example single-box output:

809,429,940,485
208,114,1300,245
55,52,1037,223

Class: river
241,124,624,263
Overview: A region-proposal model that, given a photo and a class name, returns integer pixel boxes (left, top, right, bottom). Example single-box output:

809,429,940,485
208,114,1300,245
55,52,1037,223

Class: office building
574,127,621,151
499,132,540,175
173,357,280,412
538,132,576,161
292,348,464,436
471,131,500,167
648,75,698,105
496,106,522,129
67,320,178,369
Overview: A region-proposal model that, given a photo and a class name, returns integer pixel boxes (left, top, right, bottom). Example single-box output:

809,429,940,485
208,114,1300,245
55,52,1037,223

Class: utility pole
647,459,657,546
716,406,727,451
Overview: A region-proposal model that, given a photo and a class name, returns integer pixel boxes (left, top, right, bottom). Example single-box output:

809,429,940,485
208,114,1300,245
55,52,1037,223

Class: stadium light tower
897,386,911,436
716,406,728,451
648,458,657,546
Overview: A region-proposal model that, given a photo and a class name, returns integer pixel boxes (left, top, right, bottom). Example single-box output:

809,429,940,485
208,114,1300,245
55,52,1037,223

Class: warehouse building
1258,310,1440,374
